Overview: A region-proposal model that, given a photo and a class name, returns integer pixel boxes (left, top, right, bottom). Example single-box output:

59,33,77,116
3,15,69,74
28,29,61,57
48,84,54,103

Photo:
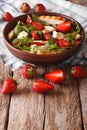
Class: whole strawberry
71,66,86,78
20,2,30,13
1,78,17,94
22,64,35,79
2,12,13,21
34,3,46,12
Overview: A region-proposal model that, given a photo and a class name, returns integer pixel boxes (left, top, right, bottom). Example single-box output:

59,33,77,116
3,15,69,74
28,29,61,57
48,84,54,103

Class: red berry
43,33,52,40
22,64,35,79
34,3,46,13
1,79,17,94
31,31,40,40
32,21,44,30
71,66,86,78
20,2,30,13
32,80,54,93
2,12,13,21
26,15,32,24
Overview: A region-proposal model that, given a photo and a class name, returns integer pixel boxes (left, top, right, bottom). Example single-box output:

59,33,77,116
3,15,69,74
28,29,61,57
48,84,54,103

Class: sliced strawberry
56,21,72,33
32,21,44,30
43,33,52,40
31,31,40,40
58,39,72,47
30,41,43,46
26,15,32,24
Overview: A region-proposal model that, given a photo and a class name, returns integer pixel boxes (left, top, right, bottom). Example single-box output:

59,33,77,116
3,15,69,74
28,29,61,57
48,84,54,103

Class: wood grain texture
79,66,87,130
7,66,46,130
67,0,87,6
44,65,82,130
0,62,11,130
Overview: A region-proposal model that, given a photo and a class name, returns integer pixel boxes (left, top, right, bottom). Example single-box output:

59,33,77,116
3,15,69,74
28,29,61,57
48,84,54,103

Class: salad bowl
3,12,85,65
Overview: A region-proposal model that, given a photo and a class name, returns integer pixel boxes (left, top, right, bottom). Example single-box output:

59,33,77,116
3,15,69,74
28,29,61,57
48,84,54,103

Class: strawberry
26,15,32,24
45,69,65,84
34,3,46,13
1,79,17,94
58,39,72,47
22,64,35,79
71,66,87,78
32,21,44,30
20,2,30,13
56,21,72,33
43,33,52,40
30,42,43,46
2,12,13,21
31,31,40,40
32,80,54,93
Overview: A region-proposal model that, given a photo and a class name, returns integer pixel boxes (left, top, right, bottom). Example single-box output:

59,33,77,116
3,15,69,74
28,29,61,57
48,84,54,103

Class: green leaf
22,45,30,51
48,37,55,44
47,43,58,50
72,21,80,34
37,31,43,39
66,33,75,45
28,25,36,34
30,44,38,53
14,21,28,36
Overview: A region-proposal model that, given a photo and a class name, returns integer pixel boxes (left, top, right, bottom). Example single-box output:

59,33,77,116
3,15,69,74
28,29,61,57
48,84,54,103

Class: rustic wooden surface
0,61,87,130
67,0,87,6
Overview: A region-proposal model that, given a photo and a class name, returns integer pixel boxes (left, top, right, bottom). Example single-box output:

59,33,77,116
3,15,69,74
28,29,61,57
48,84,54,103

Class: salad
8,14,81,55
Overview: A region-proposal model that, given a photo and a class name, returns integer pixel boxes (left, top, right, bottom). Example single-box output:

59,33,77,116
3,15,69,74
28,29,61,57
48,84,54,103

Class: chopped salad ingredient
8,14,81,54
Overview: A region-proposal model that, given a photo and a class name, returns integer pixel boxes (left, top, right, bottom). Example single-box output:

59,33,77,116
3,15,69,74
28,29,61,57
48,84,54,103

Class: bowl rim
3,11,85,59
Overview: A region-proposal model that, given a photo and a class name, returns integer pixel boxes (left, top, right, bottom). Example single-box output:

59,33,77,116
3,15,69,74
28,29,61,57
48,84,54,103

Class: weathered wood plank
79,65,87,130
67,0,87,6
0,62,11,130
44,65,82,130
7,65,46,130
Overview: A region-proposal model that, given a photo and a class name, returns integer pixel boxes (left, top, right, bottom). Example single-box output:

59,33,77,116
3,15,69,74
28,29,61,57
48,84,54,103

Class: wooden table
0,1,87,130
0,61,87,130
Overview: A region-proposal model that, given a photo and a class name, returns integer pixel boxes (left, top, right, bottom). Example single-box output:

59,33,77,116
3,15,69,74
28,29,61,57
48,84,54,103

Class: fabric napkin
0,0,87,70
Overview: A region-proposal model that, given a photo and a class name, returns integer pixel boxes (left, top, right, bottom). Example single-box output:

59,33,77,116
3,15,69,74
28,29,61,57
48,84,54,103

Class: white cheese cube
17,31,28,39
52,31,58,38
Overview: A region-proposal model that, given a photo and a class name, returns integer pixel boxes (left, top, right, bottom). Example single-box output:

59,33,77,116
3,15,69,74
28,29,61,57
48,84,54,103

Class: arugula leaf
12,37,33,44
47,43,58,50
37,31,43,39
66,33,75,45
28,25,36,34
48,37,55,44
14,21,28,36
72,21,80,34
22,46,30,51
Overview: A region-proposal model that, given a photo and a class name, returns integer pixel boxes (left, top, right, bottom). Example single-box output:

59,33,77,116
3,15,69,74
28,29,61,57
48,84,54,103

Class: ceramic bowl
3,12,85,65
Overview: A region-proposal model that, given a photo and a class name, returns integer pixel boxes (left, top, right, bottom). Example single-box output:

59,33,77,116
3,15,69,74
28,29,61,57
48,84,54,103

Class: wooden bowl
3,12,85,65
